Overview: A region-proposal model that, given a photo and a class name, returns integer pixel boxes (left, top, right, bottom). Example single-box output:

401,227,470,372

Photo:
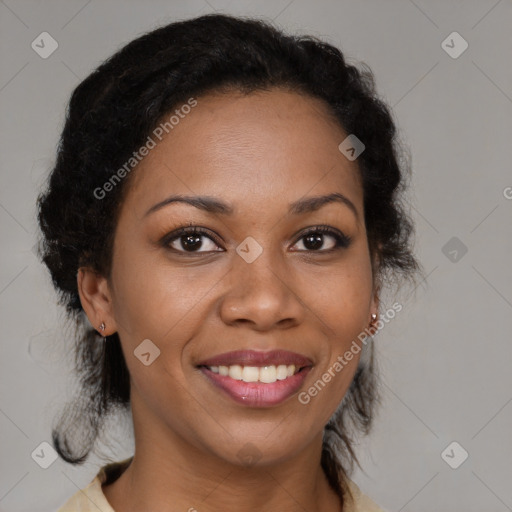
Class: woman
36,12,422,512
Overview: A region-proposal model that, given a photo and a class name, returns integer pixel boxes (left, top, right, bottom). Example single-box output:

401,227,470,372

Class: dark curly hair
36,12,423,508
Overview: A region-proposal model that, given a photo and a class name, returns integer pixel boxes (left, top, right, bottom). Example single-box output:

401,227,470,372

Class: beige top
57,457,387,512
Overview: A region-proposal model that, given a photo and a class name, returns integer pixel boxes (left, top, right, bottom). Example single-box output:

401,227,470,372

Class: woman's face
96,88,378,466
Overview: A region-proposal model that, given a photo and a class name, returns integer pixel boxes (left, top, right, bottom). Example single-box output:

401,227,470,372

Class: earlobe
369,283,380,332
76,267,117,335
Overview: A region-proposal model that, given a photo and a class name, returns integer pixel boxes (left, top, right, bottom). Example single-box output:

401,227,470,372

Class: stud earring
99,322,107,342
368,313,378,335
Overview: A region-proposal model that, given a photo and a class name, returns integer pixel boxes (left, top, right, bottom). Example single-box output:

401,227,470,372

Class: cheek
110,247,219,342
296,259,371,400
296,257,373,332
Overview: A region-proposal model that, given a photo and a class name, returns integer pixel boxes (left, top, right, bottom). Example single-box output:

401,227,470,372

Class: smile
197,349,313,407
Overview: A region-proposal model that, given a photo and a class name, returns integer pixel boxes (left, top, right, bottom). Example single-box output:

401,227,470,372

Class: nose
219,248,306,331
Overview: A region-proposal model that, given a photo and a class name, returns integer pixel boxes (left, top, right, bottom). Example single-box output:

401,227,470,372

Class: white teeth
228,364,243,380
207,364,299,383
242,366,259,382
259,365,276,383
276,365,288,380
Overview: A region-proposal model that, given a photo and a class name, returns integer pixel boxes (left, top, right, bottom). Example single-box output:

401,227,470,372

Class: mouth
196,349,313,407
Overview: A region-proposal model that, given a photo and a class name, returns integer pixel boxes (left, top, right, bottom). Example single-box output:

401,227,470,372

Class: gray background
1,1,511,511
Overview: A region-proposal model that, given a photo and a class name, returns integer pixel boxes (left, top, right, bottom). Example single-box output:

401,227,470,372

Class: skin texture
77,88,379,512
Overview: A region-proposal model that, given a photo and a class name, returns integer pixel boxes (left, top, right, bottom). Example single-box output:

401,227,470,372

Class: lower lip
199,366,312,407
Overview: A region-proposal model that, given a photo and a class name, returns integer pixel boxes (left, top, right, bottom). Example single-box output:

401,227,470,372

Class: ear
77,267,118,335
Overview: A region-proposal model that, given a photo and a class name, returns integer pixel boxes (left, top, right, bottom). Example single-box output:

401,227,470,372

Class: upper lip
197,349,313,368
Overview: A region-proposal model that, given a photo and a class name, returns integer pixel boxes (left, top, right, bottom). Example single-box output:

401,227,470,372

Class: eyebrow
144,192,359,220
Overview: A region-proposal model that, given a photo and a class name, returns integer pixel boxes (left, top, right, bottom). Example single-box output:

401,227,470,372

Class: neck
102,407,343,512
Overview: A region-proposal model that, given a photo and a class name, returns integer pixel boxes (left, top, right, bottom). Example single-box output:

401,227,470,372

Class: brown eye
292,226,352,252
163,226,223,253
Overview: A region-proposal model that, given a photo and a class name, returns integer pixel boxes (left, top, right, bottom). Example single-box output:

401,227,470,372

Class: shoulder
56,457,133,512
56,475,114,512
343,478,389,512
56,457,386,512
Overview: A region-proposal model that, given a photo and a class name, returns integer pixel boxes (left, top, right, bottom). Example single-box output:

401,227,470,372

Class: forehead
124,88,363,218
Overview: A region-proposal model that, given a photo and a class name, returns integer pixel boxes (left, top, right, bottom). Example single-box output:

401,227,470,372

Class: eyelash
161,224,352,255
